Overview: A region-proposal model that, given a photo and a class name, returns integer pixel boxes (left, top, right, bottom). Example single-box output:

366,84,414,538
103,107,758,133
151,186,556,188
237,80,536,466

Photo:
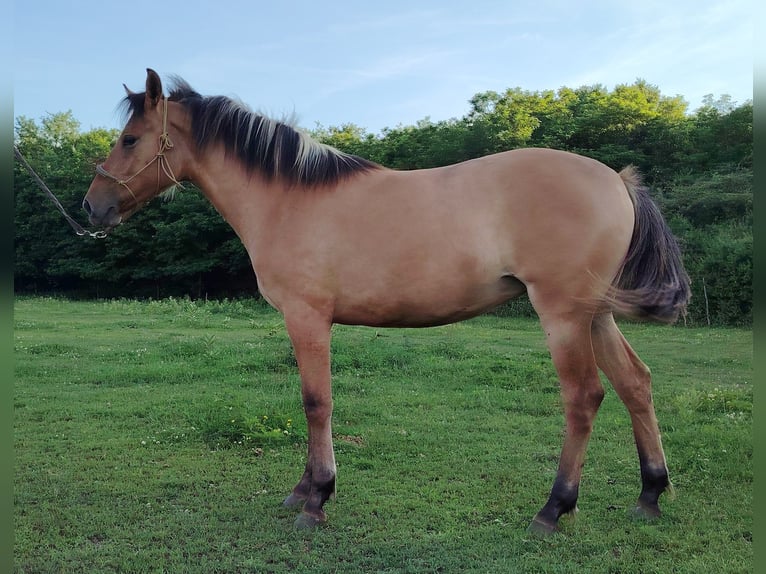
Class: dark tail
607,166,691,323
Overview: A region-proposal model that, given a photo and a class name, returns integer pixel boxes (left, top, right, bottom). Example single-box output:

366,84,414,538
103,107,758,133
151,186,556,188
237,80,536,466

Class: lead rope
13,145,108,239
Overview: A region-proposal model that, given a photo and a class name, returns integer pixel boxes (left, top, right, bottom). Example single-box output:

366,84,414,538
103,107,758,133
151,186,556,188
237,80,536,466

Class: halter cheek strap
95,97,185,204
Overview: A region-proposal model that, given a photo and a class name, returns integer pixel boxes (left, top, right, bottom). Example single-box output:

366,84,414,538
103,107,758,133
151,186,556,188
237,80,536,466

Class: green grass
14,297,752,573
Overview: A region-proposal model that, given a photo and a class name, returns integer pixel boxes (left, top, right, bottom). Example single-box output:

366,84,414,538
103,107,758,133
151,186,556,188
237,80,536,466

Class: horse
83,69,691,534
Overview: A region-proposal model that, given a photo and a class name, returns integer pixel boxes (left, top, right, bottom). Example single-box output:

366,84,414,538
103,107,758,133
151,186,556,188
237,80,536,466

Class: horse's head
83,69,186,230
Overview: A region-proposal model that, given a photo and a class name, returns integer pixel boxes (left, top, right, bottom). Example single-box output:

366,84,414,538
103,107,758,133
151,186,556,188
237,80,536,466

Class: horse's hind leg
591,312,670,519
528,305,605,534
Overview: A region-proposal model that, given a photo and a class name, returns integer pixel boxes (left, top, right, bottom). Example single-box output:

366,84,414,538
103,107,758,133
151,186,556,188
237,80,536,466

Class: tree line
14,80,752,325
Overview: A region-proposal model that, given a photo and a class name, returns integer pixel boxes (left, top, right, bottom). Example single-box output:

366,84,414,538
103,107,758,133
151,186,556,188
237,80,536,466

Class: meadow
14,297,752,573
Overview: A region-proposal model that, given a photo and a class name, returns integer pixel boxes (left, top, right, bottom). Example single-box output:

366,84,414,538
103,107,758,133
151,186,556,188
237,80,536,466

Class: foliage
658,169,752,326
14,298,752,573
14,81,752,324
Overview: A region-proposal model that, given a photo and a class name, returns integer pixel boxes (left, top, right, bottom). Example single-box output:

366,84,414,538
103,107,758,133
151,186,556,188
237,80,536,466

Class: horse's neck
188,148,287,253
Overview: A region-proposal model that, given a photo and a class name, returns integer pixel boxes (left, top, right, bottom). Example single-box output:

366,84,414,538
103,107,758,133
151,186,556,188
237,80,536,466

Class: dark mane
120,77,380,187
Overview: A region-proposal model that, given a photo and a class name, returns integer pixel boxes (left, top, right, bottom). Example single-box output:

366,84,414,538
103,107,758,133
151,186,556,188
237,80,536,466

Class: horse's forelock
118,92,146,123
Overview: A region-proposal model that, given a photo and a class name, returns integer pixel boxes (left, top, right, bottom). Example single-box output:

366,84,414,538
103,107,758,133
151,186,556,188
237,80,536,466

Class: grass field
14,297,752,573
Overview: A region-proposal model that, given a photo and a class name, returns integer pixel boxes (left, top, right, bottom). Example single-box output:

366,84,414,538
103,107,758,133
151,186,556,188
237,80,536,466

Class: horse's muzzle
82,196,122,229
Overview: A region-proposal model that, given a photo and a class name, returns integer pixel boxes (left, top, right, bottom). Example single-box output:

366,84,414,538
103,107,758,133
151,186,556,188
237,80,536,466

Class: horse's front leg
281,309,336,529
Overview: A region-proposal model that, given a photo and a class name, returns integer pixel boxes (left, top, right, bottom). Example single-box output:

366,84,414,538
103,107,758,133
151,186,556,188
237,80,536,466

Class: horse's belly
332,274,527,328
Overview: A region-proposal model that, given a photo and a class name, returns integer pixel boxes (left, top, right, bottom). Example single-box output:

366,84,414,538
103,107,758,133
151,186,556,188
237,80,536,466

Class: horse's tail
605,166,691,323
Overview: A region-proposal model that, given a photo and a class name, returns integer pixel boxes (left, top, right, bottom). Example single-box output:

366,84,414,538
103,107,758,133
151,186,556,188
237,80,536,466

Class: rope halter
95,97,185,205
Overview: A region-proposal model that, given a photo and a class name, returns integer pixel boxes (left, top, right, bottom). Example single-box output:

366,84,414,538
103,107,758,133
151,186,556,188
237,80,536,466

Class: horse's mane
120,77,380,187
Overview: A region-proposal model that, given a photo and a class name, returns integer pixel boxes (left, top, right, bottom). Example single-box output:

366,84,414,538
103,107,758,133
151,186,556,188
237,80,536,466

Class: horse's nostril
82,199,92,215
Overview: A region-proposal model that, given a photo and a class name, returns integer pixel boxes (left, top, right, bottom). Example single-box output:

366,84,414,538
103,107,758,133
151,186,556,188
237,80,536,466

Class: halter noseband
95,97,184,204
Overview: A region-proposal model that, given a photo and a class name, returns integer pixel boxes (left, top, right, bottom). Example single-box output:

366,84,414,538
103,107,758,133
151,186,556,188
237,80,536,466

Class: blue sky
14,0,753,135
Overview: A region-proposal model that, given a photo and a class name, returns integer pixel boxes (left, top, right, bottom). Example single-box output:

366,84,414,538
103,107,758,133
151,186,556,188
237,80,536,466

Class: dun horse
83,69,690,534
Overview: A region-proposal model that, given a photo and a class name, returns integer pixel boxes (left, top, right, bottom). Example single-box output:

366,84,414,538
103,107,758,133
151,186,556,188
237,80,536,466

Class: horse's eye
122,135,138,148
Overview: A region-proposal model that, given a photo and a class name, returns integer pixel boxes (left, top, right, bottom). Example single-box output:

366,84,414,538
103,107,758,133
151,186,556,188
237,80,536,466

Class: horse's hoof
293,512,324,530
282,493,305,508
527,517,559,537
630,502,661,521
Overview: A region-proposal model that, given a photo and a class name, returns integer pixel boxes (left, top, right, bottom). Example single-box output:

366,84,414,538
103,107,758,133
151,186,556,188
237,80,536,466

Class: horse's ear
123,83,135,96
145,68,163,108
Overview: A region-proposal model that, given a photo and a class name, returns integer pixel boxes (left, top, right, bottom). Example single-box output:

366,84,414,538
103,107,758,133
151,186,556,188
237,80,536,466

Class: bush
680,223,752,326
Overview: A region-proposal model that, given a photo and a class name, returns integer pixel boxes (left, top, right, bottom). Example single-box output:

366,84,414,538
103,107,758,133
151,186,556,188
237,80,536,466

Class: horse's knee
302,393,333,423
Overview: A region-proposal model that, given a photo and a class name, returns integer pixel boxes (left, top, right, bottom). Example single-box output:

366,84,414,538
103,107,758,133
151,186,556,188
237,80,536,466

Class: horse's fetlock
314,469,336,496
535,477,579,527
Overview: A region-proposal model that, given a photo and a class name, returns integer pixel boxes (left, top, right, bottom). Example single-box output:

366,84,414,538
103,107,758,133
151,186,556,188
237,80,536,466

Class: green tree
14,112,115,292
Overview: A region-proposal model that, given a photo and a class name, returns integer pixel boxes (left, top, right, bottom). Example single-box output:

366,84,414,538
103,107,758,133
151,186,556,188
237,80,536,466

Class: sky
13,0,754,136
